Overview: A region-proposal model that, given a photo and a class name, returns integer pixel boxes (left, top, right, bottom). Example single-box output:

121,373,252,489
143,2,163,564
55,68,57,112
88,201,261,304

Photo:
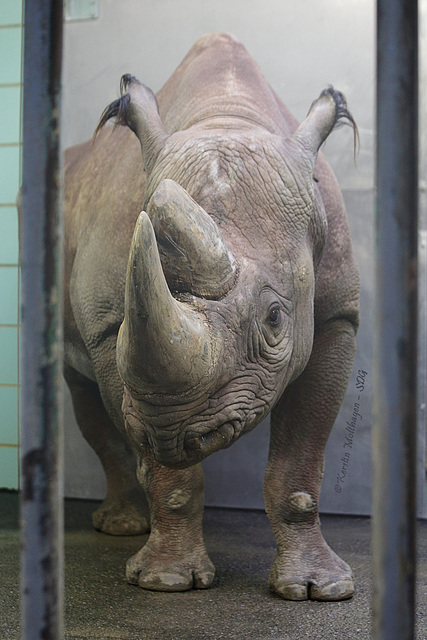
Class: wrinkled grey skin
64,33,360,600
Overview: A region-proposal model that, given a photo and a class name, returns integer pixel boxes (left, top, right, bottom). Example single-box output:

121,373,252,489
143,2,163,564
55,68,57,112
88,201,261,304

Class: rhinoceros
64,33,359,601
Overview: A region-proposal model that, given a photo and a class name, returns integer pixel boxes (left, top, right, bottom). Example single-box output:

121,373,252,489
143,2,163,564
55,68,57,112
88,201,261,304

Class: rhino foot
126,542,215,591
269,537,354,601
92,490,150,536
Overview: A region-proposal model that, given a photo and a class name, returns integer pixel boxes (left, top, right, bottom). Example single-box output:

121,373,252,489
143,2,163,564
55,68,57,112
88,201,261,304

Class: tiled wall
0,2,23,489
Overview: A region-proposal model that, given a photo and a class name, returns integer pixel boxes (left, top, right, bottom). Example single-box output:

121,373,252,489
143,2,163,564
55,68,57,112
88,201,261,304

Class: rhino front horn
147,179,236,299
117,211,221,399
291,87,358,166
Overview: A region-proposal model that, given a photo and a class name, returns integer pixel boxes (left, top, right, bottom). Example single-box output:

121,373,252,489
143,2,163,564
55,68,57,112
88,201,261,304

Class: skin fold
64,33,360,599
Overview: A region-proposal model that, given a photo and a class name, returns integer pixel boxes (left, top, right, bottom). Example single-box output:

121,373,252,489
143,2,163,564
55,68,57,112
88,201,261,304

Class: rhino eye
268,305,281,327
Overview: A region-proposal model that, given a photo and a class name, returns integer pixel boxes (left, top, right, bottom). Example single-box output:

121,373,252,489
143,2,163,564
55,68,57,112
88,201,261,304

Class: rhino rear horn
291,87,358,168
95,75,169,173
147,179,237,299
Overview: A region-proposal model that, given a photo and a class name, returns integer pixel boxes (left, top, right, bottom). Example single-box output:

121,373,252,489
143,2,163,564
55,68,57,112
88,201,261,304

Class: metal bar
20,1,64,639
373,1,418,639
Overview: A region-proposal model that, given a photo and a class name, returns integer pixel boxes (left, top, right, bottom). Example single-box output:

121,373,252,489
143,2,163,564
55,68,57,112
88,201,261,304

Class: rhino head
97,76,356,468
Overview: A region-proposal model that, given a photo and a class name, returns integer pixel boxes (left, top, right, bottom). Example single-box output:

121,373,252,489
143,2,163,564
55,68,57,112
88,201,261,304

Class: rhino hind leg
126,456,215,591
64,364,150,536
264,318,356,601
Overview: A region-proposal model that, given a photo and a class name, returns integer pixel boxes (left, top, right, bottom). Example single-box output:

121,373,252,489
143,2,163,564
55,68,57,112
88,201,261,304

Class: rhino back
157,33,291,136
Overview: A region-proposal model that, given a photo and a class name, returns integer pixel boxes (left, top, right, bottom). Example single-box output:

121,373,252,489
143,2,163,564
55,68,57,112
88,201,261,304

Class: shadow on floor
1,491,427,639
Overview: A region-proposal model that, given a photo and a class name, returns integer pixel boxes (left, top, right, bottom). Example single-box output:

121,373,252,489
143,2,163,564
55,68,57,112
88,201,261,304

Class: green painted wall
0,1,22,489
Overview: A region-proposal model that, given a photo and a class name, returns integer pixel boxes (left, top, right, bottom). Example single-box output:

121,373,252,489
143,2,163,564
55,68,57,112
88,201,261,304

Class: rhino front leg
126,456,215,591
264,318,356,601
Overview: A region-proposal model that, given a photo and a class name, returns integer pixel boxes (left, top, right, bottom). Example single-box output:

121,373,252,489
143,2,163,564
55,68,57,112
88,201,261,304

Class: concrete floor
1,491,427,639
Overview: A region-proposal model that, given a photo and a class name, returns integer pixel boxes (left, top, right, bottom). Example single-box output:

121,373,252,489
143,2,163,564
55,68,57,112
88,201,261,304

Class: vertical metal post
373,1,418,639
20,1,64,639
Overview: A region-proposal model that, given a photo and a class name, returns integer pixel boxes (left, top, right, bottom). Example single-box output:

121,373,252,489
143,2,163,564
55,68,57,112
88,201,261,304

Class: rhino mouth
148,420,245,468
122,382,269,468
153,401,268,468
134,416,247,468
185,420,243,460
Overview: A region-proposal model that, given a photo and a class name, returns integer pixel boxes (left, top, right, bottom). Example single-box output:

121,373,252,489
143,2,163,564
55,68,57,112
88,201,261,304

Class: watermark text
334,370,367,493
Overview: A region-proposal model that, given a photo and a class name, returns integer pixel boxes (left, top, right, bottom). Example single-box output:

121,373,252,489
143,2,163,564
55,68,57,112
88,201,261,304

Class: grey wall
62,0,426,515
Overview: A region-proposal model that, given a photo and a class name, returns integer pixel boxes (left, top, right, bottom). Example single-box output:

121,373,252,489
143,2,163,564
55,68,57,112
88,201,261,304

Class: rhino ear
290,87,358,170
94,74,169,173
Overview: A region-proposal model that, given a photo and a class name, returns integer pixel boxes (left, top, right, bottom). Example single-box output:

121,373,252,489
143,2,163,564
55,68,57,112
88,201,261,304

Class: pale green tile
0,26,22,84
0,86,20,143
0,146,20,204
0,326,18,383
0,445,19,488
0,266,18,323
0,1,22,26
0,386,18,444
0,207,19,264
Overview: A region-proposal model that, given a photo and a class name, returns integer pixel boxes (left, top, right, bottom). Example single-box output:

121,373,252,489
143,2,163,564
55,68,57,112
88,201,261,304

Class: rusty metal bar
373,1,418,639
20,1,64,639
